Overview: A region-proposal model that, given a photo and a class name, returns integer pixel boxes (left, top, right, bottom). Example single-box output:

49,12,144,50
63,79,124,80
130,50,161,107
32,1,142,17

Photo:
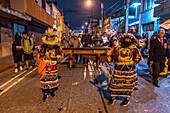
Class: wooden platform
62,47,112,68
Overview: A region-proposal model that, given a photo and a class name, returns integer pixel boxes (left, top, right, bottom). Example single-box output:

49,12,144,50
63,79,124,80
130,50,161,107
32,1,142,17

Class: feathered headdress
42,28,61,45
118,33,138,44
46,28,57,36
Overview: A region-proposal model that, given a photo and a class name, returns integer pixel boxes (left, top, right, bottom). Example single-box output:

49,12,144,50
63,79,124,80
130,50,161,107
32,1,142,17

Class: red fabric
150,36,155,41
108,43,110,47
45,64,58,74
111,47,117,59
133,48,138,56
160,38,163,46
133,48,140,63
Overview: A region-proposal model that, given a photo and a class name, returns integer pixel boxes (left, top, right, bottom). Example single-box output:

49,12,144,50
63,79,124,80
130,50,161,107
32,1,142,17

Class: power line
105,0,123,12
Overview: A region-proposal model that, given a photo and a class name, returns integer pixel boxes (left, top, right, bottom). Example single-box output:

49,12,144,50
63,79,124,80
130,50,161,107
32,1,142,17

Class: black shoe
26,67,29,70
108,97,116,105
43,94,48,102
120,98,130,106
134,87,138,91
153,84,160,88
50,91,55,97
32,65,35,69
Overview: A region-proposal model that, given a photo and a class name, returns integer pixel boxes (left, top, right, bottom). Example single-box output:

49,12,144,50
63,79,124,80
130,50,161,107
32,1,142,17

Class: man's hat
73,33,77,37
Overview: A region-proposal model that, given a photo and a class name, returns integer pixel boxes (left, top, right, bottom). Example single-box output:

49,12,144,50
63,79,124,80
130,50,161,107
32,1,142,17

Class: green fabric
21,37,34,54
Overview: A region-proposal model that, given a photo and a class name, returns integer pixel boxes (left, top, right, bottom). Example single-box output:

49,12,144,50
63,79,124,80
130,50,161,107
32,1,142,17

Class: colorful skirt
40,64,59,93
108,63,138,97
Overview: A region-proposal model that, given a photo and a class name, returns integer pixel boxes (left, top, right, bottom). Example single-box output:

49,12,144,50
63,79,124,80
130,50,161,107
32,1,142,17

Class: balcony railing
25,0,53,26
10,0,53,26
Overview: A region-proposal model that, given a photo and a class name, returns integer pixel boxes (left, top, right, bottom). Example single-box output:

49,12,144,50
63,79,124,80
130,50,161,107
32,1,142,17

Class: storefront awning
159,19,170,29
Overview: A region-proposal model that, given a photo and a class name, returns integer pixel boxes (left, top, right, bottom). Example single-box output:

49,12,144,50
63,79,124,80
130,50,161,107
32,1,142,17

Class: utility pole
139,0,143,36
91,4,93,35
101,0,104,33
125,0,129,33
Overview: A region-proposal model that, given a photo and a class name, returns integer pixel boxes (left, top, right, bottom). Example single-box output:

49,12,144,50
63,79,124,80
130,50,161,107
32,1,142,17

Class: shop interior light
132,3,141,7
153,3,161,8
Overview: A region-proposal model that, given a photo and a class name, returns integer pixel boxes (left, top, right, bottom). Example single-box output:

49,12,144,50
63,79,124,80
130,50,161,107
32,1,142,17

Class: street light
82,26,84,29
86,0,104,35
87,0,92,6
86,0,93,35
85,22,88,26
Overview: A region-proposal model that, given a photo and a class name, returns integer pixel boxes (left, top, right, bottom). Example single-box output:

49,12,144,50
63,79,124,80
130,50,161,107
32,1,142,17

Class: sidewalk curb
0,54,38,74
0,64,14,73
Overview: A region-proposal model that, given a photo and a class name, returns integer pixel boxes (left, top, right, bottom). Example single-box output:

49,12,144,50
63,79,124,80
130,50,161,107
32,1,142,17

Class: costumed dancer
107,33,141,106
38,28,62,102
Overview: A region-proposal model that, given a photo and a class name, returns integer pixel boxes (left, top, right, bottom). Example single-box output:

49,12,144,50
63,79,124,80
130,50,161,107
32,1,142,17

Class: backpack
23,37,32,46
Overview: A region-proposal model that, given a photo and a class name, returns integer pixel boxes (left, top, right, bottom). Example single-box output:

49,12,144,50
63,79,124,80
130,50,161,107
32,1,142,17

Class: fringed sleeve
133,48,141,64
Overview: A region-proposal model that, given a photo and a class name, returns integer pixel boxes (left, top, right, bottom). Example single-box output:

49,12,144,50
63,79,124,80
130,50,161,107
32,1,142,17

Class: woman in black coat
12,33,23,73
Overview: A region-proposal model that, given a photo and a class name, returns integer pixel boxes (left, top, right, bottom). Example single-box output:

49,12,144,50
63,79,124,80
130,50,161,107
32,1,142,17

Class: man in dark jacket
81,29,92,65
12,33,23,73
81,29,92,47
93,31,103,47
135,32,141,40
149,29,170,87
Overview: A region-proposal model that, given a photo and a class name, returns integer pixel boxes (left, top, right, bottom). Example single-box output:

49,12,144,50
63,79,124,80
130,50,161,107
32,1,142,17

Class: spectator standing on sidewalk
12,33,23,73
21,32,34,70
92,31,103,47
61,33,69,48
102,32,108,47
81,29,92,47
69,33,81,48
144,33,149,54
149,29,170,87
108,36,117,48
135,32,141,40
151,32,157,41
81,29,92,65
30,33,36,51
69,33,81,64
78,34,82,47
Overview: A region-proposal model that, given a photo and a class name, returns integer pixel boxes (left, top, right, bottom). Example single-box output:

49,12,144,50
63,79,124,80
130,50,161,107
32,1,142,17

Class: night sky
57,0,124,29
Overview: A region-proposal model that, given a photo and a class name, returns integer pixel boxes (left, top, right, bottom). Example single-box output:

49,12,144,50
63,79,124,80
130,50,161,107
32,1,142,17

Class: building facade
0,0,54,56
138,0,160,37
154,0,170,36
47,0,64,38
109,2,140,35
0,0,31,56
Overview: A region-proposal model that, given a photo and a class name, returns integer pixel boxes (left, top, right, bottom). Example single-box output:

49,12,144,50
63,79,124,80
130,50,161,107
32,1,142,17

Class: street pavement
0,57,169,113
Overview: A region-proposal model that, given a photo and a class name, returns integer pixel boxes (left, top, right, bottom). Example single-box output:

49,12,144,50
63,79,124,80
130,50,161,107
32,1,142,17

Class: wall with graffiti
0,27,13,56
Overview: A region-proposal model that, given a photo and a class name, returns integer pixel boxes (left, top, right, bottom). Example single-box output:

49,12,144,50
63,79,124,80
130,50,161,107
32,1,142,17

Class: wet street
0,57,169,113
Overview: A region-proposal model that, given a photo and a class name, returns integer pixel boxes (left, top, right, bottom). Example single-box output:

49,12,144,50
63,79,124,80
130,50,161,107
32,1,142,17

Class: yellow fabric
42,36,60,45
46,28,56,36
130,26,135,33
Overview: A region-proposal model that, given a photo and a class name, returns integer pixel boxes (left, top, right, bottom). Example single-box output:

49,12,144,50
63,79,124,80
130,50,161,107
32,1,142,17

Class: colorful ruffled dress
108,38,141,97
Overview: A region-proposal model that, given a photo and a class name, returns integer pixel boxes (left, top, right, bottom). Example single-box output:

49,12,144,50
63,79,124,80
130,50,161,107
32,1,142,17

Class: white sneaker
14,68,18,73
101,80,108,86
19,66,23,71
